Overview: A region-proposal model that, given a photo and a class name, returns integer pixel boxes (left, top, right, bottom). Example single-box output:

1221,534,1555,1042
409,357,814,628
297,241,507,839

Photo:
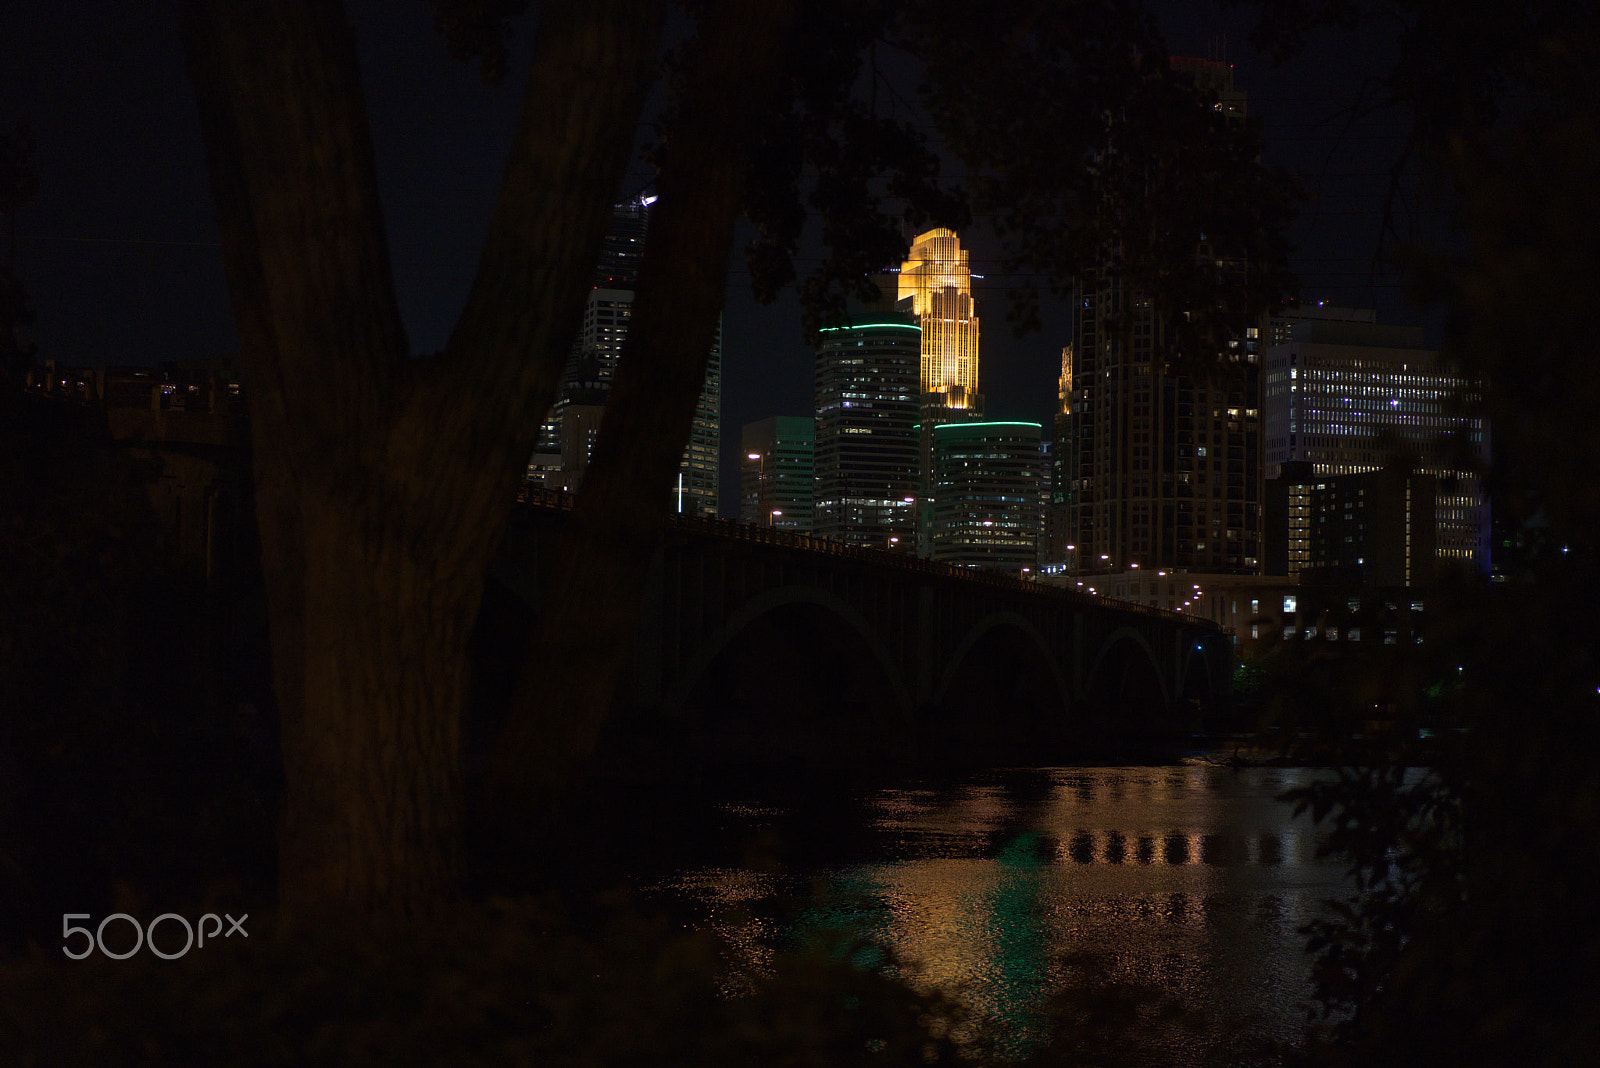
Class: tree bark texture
182,0,665,915
489,0,801,832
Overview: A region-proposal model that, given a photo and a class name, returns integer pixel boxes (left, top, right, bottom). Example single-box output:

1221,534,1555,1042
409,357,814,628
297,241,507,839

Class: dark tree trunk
488,0,800,839
182,0,666,916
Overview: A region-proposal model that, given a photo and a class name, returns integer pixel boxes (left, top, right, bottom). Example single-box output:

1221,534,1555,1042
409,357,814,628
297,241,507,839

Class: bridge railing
511,490,1200,627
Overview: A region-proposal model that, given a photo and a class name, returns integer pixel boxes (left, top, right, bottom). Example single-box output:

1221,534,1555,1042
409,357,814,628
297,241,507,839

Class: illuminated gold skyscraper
898,228,982,415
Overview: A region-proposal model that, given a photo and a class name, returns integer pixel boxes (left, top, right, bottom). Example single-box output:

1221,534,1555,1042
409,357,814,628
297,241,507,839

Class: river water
633,762,1350,1065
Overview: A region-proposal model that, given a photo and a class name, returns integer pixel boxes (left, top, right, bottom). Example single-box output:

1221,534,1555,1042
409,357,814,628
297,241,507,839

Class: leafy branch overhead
733,0,1297,345
430,0,532,85
513,0,1296,346
719,2,970,332
910,0,1298,348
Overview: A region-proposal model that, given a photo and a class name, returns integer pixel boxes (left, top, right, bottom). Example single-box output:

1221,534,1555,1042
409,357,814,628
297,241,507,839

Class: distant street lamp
746,451,766,526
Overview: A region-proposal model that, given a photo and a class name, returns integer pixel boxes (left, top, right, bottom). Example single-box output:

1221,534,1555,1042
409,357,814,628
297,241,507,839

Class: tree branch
396,0,670,541
487,0,800,835
182,0,407,468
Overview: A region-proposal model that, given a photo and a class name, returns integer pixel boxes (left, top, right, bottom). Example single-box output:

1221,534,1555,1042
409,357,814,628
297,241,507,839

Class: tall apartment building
528,195,721,515
740,416,815,531
1041,345,1076,572
1066,277,1263,574
929,421,1045,572
527,198,648,486
1315,468,1439,588
550,351,608,493
677,328,722,517
1065,60,1264,577
812,312,921,547
1262,305,1488,576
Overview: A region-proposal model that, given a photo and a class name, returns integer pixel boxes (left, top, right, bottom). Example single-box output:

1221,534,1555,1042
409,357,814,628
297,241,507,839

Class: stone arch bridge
489,500,1229,766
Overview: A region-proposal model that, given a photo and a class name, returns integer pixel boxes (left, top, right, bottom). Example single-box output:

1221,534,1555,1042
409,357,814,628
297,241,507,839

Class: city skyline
5,2,1482,591
3,3,1441,520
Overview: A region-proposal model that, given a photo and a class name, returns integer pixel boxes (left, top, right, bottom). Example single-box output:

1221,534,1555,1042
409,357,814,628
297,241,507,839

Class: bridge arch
660,583,914,735
1178,640,1214,713
922,609,1076,761
935,610,1074,717
1084,625,1171,730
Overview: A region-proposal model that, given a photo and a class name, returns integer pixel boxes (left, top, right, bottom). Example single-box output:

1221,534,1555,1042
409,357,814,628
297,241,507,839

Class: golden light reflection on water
653,766,1349,1063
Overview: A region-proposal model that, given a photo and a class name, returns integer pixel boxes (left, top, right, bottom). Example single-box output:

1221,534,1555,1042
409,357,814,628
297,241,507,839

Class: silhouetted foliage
0,393,274,951
669,1,971,334
1231,5,1600,1063
1,893,978,1066
430,0,531,84
910,0,1298,348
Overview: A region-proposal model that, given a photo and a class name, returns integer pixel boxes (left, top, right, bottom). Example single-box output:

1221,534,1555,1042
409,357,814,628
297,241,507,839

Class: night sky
4,3,1438,512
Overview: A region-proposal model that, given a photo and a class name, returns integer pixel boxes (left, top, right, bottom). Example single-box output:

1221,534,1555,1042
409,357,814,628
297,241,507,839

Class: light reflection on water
648,764,1349,1064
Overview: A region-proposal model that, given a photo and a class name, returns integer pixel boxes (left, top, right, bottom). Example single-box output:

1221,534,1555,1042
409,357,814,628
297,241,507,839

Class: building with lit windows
812,312,922,547
528,198,648,487
929,422,1044,571
740,416,814,531
677,330,722,517
1173,56,1246,118
898,228,982,418
1310,467,1438,588
1066,273,1263,575
528,195,721,515
547,350,608,493
1064,60,1265,579
1041,345,1077,573
897,228,985,552
1262,305,1488,576
1266,459,1439,589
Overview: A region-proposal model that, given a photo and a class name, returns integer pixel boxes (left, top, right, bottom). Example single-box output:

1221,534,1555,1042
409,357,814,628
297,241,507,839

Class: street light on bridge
746,451,768,527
